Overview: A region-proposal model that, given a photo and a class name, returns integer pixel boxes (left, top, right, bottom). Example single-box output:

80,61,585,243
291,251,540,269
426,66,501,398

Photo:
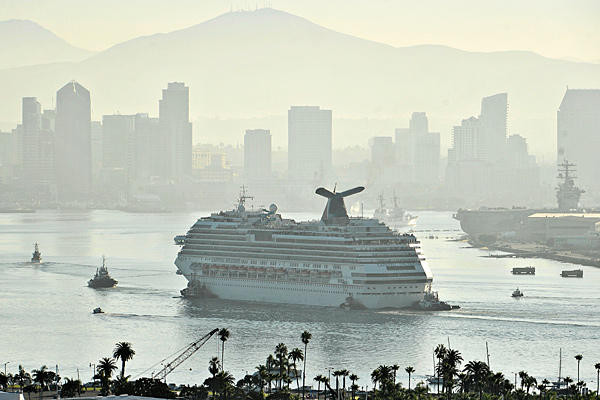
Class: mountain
0,19,93,69
1,9,599,156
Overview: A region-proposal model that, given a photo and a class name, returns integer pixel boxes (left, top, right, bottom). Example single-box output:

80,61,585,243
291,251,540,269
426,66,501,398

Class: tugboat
31,243,42,263
88,256,118,288
512,288,524,298
92,307,104,314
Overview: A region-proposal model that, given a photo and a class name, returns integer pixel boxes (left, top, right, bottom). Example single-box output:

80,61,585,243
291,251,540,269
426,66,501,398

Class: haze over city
1,2,599,400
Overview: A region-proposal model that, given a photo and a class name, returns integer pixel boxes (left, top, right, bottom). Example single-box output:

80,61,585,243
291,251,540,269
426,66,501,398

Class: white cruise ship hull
176,259,429,309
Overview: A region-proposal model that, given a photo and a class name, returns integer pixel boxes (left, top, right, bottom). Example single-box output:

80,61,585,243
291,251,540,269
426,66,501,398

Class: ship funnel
316,186,364,224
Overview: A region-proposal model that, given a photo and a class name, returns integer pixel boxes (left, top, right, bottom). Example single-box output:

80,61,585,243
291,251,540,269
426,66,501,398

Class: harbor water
1,210,599,389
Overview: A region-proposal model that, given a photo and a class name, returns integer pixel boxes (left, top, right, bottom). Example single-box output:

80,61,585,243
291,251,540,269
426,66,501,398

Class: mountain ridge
0,19,93,69
1,8,599,157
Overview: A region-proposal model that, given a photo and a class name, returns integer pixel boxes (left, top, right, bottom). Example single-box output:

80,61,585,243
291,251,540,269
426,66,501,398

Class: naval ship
174,186,433,309
454,161,589,239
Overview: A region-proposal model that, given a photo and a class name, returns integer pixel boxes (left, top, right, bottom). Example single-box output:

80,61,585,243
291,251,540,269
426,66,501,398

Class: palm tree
314,375,325,399
392,364,399,386
113,342,135,378
595,363,600,395
405,366,415,391
441,349,463,400
340,369,349,398
575,354,583,389
349,374,359,400
256,364,267,394
289,348,304,392
332,370,342,399
275,343,288,390
0,374,8,391
32,366,53,400
96,357,117,395
518,371,529,390
371,368,380,392
208,357,220,399
463,361,489,400
215,370,234,400
218,328,230,371
434,344,447,394
14,365,31,392
301,331,312,400
61,378,82,398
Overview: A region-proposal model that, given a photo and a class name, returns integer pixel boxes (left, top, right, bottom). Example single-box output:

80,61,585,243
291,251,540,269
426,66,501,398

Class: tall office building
21,97,54,184
394,112,440,184
244,129,271,180
54,81,92,202
102,114,135,170
288,106,332,182
451,117,481,161
557,89,600,194
134,113,162,182
159,82,192,179
90,121,103,178
479,93,507,163
370,136,394,168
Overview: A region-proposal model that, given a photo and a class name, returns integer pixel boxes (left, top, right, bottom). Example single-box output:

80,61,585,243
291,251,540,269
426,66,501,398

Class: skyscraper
479,93,507,163
288,106,332,182
133,113,162,182
102,114,135,170
21,97,54,185
54,81,92,202
244,129,271,180
557,89,600,195
159,82,192,179
394,112,440,184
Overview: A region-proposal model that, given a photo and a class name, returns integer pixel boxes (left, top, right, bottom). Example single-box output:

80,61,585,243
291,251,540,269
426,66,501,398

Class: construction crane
150,328,219,381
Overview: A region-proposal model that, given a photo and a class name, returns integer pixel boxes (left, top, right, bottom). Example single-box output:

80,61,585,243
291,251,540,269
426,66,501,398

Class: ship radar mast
237,186,254,212
556,160,584,211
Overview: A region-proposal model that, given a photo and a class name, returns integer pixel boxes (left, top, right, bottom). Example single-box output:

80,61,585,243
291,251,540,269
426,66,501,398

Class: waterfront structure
159,82,192,180
394,112,440,184
54,81,92,202
175,186,433,309
557,89,600,196
288,106,332,183
244,129,271,180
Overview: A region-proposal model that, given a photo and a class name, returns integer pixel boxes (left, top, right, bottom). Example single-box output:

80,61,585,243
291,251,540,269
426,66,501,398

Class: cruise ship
174,186,433,309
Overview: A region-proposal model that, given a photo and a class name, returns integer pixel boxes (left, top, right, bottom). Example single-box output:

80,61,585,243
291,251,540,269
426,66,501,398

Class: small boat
511,266,535,275
88,256,118,288
561,269,583,278
31,243,42,263
512,288,524,298
93,307,104,314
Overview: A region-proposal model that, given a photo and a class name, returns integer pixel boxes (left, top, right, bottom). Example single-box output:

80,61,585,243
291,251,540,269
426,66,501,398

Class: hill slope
0,19,93,69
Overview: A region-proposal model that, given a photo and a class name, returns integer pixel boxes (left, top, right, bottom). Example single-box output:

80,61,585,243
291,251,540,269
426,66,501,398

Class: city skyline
1,7,600,161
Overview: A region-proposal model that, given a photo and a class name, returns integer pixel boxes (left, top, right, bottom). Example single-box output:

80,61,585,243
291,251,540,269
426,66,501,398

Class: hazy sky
2,0,599,62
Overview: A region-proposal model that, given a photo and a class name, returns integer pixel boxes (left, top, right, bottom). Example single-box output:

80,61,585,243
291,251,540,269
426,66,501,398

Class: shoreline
477,241,600,268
